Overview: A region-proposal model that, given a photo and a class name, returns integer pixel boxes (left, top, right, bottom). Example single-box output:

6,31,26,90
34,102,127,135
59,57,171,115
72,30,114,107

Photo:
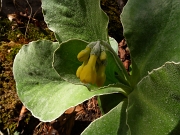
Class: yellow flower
76,61,87,78
76,42,107,86
77,47,91,62
99,50,107,61
80,55,97,84
96,63,106,87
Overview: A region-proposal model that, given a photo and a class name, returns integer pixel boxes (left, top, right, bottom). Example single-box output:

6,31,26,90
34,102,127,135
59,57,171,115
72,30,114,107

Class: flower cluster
76,41,107,87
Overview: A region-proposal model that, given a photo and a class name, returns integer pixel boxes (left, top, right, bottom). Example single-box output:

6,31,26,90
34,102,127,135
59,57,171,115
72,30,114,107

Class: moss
6,23,56,43
6,45,22,61
0,41,25,134
24,23,56,41
0,18,13,41
0,17,56,43
0,17,56,134
0,42,23,134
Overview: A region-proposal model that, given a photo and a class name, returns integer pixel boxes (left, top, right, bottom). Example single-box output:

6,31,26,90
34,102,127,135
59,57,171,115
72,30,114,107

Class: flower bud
96,63,106,87
77,47,91,62
99,51,107,61
76,41,108,86
80,55,97,84
76,61,87,78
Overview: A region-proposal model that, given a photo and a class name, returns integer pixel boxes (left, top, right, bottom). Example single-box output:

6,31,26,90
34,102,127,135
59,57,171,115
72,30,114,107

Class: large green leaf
121,0,180,85
13,40,124,122
127,62,180,135
98,93,126,114
41,0,108,42
82,100,129,135
53,39,130,88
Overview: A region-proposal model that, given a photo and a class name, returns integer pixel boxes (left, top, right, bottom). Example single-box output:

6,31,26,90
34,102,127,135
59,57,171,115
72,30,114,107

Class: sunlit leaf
121,0,180,85
13,40,124,122
42,0,108,42
82,100,129,135
127,62,180,135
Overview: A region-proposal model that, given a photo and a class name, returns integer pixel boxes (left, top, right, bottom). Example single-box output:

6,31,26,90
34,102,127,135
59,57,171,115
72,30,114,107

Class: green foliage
13,40,125,121
121,0,180,86
13,0,180,134
42,0,109,42
82,99,128,135
127,62,180,135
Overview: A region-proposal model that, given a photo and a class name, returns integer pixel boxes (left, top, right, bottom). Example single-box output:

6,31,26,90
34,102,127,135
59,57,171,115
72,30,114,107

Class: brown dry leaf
118,39,131,72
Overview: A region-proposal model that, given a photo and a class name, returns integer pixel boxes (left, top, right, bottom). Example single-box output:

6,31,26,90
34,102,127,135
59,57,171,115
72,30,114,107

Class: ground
0,1,128,134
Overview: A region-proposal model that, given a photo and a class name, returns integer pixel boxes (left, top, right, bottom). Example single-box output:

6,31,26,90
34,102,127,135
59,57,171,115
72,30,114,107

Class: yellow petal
96,64,106,87
80,64,97,84
78,54,98,84
87,55,97,66
99,51,107,61
77,47,91,62
76,61,88,78
76,65,83,78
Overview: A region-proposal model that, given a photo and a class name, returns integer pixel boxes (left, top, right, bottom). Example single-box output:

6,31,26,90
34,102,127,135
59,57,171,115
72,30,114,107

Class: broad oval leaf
121,0,180,85
53,39,129,89
127,62,180,135
42,0,108,42
13,40,123,122
82,100,129,135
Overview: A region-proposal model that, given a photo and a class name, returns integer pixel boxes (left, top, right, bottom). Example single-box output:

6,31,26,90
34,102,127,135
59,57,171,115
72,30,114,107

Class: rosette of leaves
13,0,180,134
